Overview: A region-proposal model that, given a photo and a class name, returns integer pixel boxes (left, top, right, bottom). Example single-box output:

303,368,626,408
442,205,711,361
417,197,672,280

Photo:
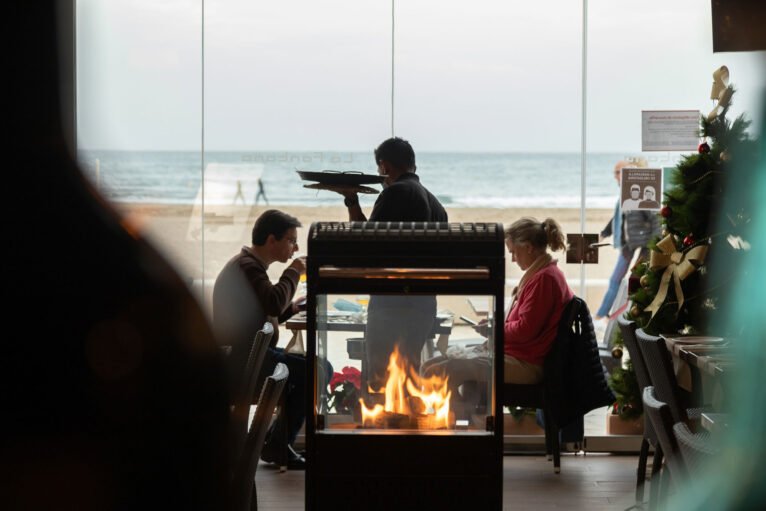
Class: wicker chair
635,328,706,425
230,362,289,511
672,422,717,474
643,386,687,501
617,315,663,506
230,323,275,462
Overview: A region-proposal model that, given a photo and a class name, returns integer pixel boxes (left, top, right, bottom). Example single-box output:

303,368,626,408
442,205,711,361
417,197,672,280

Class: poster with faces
620,167,663,211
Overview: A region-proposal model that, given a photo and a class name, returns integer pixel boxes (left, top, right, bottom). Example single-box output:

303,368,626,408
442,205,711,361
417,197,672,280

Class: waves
79,150,653,209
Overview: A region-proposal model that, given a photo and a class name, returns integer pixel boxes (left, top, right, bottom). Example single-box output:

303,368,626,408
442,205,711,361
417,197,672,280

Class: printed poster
621,167,663,211
642,110,700,152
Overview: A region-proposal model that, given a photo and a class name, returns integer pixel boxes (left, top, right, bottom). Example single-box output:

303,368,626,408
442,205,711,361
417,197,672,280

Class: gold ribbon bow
644,235,708,318
708,66,733,121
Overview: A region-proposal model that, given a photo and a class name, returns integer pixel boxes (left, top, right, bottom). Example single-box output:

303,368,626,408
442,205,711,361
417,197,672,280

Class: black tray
297,170,384,186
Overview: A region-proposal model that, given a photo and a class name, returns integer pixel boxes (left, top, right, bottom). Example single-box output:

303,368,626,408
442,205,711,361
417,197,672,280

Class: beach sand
119,203,620,325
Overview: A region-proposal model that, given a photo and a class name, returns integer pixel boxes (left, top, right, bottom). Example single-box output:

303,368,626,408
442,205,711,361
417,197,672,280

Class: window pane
586,0,766,436
396,0,584,435
76,0,204,287
202,0,391,315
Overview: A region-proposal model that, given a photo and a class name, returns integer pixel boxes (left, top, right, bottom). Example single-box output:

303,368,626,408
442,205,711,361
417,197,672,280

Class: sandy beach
120,203,619,323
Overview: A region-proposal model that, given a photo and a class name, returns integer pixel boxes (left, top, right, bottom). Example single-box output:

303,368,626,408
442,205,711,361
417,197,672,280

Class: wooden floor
255,453,639,510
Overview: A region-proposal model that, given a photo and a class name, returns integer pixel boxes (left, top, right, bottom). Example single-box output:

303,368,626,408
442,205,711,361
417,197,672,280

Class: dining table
700,412,729,433
662,335,734,411
284,309,455,357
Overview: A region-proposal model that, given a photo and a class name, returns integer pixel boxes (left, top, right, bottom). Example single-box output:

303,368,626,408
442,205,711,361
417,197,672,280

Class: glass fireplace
306,222,504,510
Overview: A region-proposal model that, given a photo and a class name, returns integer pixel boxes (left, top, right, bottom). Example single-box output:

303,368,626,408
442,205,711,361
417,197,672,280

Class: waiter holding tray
322,137,449,396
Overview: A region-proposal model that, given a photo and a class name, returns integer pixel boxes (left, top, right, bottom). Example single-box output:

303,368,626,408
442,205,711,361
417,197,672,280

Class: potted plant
327,366,362,421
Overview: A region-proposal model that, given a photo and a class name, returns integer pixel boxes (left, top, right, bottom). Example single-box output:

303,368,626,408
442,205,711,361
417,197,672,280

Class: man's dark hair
374,137,416,172
252,209,301,245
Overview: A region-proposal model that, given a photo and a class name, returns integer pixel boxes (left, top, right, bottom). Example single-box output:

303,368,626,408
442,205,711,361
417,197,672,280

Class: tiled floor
255,453,640,510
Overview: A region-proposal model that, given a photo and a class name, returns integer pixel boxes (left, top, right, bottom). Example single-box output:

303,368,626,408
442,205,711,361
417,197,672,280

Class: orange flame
360,345,451,429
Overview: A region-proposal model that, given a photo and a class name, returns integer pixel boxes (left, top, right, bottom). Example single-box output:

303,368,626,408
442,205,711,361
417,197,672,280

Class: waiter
337,137,448,392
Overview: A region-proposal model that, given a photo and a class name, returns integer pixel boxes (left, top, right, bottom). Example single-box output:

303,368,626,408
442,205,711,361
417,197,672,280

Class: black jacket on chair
546,297,616,429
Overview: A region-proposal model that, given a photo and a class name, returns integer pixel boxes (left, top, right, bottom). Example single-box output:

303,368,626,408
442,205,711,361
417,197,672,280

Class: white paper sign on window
641,110,700,152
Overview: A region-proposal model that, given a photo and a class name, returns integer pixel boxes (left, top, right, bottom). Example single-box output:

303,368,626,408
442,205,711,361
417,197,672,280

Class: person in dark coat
336,137,448,391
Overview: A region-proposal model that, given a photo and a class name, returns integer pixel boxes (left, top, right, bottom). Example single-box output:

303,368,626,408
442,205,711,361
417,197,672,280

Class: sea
76,150,679,209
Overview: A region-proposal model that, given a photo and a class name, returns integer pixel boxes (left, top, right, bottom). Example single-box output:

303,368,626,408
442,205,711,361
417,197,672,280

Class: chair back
501,297,579,405
230,362,288,511
672,422,716,474
643,386,686,481
541,297,580,402
617,315,658,444
636,328,688,424
230,322,274,468
617,315,652,392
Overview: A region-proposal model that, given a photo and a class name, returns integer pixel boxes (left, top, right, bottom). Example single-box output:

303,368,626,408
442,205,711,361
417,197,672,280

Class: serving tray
297,170,385,186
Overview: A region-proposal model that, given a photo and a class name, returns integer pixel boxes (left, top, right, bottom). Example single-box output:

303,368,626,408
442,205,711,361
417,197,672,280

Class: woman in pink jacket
503,217,573,384
421,217,573,413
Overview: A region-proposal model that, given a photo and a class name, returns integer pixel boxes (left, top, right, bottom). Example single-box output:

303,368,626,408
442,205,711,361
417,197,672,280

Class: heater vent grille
311,221,501,242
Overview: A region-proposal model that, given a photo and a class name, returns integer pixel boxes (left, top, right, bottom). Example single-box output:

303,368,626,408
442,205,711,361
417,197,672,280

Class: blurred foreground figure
2,3,230,509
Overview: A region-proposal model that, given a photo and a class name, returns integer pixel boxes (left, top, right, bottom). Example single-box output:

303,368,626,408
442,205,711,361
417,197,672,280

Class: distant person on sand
233,180,246,205
255,178,269,205
595,160,660,320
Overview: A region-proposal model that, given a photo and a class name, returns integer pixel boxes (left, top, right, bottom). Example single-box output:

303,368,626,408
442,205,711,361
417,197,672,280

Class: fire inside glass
314,293,496,434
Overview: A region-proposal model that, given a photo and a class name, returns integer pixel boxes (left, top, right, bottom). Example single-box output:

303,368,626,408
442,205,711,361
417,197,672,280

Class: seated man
213,209,326,470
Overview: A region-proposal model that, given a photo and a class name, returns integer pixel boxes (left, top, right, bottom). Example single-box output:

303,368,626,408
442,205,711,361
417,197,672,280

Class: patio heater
306,222,504,510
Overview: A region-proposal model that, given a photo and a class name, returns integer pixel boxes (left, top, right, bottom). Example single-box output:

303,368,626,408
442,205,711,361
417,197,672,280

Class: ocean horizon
77,150,680,209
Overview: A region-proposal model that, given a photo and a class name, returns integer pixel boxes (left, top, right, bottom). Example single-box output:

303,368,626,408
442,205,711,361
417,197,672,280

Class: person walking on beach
595,160,660,321
335,137,448,392
213,209,329,470
233,179,246,205
255,177,269,206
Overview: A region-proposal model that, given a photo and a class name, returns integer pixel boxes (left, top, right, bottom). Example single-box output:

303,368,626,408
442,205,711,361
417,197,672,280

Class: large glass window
76,1,764,443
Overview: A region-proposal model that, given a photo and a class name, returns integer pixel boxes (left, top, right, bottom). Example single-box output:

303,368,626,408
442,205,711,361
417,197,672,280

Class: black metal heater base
307,433,502,510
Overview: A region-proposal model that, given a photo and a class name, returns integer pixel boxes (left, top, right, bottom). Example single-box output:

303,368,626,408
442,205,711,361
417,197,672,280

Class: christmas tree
628,69,759,336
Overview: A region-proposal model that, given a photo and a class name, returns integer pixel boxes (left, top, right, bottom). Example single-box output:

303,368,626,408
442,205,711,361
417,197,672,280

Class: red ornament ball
683,234,695,246
698,142,711,154
660,206,671,218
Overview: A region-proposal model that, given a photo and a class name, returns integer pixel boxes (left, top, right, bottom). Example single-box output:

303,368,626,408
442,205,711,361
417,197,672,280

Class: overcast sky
76,0,766,152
